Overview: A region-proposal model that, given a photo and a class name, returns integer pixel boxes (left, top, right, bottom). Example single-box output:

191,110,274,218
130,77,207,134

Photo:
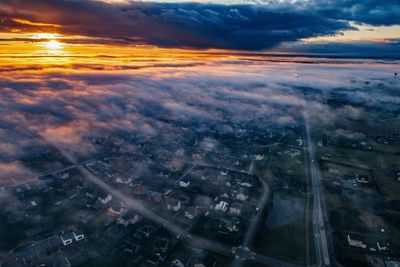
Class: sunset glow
40,39,64,50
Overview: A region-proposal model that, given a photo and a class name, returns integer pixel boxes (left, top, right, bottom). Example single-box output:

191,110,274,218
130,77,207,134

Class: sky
0,0,400,55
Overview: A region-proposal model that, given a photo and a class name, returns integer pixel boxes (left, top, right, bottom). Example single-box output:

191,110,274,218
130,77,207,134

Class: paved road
304,111,332,267
231,163,270,267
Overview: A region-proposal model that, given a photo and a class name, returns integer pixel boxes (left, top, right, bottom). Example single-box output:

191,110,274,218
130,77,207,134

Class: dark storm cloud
312,0,400,26
275,40,400,59
0,0,353,50
258,0,400,26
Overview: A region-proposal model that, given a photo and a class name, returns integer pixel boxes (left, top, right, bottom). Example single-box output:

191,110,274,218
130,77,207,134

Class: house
377,240,390,252
116,176,132,184
117,211,141,226
20,247,35,265
255,154,264,160
60,232,74,246
355,174,371,184
147,191,162,203
347,233,366,249
47,236,61,253
215,201,228,212
108,202,124,217
147,253,166,265
153,237,170,254
86,197,97,208
240,181,253,188
385,260,400,267
184,207,199,220
85,187,96,198
163,189,173,196
178,194,190,205
34,241,48,257
229,202,242,215
133,185,148,195
179,179,191,188
73,229,84,241
172,251,192,267
192,252,218,267
218,218,240,233
134,224,158,240
167,198,182,212
98,192,112,205
59,172,70,180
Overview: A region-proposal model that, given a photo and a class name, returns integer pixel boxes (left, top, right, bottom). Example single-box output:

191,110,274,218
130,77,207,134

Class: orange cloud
11,18,62,28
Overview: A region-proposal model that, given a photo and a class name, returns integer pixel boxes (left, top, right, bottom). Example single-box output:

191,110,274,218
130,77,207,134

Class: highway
304,111,332,267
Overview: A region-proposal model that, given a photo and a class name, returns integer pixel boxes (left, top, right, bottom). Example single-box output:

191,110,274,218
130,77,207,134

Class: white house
98,194,112,205
347,234,366,249
60,233,74,246
73,230,85,241
179,180,191,188
236,192,248,201
215,201,228,212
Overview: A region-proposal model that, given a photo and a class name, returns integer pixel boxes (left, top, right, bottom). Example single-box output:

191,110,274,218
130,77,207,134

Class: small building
355,174,371,184
229,202,242,215
60,232,74,246
172,251,191,267
240,181,253,188
153,237,170,254
117,211,140,226
347,233,366,249
98,193,112,205
219,218,240,233
377,240,390,252
179,179,191,188
166,198,182,212
20,247,35,265
147,191,162,203
147,253,166,265
235,191,248,201
47,236,61,252
133,185,148,195
73,229,85,242
191,252,217,267
215,201,228,212
184,210,194,219
108,202,124,217
59,172,70,180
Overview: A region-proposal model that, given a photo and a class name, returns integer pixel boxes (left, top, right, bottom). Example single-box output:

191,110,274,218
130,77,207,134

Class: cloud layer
0,56,399,183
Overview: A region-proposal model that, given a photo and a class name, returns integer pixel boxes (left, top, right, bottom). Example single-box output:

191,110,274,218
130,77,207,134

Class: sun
43,39,63,50
32,33,65,52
